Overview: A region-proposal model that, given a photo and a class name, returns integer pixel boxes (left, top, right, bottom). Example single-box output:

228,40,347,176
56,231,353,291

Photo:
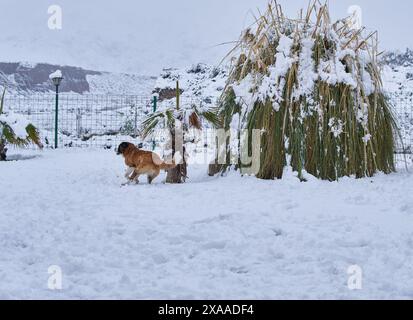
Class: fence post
54,86,59,149
76,108,82,137
134,103,138,138
152,95,158,150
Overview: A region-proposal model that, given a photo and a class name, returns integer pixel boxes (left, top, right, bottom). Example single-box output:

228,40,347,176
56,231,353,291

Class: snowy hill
382,49,413,95
0,62,156,95
2,48,412,97
153,64,228,107
381,50,413,152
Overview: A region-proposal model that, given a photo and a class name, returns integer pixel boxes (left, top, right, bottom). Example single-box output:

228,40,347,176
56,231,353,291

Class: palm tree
0,89,43,161
141,81,220,183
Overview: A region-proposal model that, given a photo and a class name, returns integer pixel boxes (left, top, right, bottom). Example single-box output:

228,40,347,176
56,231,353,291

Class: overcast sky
0,0,410,74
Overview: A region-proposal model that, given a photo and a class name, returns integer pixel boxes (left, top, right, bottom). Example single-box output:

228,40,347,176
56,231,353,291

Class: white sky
0,0,410,74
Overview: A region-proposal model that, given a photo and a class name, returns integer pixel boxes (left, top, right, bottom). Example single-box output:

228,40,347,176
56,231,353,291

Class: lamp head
51,76,63,87
49,70,63,87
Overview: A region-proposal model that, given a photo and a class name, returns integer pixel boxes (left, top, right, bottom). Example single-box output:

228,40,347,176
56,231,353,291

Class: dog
117,142,176,184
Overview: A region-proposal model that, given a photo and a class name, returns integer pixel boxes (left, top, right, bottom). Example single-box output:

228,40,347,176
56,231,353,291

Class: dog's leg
147,169,160,184
122,168,140,186
132,174,140,184
129,170,140,183
121,167,132,186
124,167,134,179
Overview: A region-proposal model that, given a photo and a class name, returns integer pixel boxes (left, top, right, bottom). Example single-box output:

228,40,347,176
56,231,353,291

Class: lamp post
50,71,63,149
152,93,158,150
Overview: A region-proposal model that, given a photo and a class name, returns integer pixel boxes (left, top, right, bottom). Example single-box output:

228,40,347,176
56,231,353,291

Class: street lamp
152,93,158,151
49,70,63,149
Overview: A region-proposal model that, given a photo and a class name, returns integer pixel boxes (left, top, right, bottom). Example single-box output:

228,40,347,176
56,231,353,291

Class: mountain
2,49,413,97
0,62,156,95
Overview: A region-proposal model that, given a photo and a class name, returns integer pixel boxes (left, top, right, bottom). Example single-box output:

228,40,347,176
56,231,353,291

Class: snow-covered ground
1,148,412,299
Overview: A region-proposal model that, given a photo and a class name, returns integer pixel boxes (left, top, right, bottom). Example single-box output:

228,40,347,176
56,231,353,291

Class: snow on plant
362,134,372,144
295,38,317,99
0,89,43,160
328,118,344,138
0,113,33,140
257,35,296,110
215,0,397,181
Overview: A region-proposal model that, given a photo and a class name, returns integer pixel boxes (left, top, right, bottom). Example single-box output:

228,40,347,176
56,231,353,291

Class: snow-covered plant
216,0,397,181
0,89,43,160
120,103,140,137
141,81,220,183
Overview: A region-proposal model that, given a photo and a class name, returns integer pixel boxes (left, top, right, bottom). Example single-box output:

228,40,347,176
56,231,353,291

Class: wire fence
2,92,413,161
5,93,156,149
390,93,413,155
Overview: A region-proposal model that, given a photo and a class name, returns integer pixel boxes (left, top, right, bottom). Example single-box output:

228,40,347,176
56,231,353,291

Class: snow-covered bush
215,1,397,181
0,89,43,160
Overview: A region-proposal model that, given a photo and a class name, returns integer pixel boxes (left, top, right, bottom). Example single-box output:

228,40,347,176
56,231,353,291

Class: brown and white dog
117,142,176,184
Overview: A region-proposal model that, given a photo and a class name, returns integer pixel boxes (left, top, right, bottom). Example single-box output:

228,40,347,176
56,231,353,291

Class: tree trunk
166,163,187,184
208,162,223,176
166,146,187,184
165,80,188,183
165,130,187,184
0,140,7,161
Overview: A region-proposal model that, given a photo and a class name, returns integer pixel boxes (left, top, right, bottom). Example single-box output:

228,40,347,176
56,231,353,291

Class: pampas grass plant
216,0,397,181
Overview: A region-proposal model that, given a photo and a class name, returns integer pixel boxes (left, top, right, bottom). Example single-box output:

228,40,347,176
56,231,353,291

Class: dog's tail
158,161,177,171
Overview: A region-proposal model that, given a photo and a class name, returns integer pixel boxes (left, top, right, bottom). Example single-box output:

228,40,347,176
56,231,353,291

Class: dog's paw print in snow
181,234,204,243
267,247,285,260
271,228,283,237
345,194,371,205
229,266,249,274
188,250,198,260
106,228,126,237
194,214,232,225
201,240,227,250
119,274,134,288
335,237,370,248
21,253,42,266
283,201,299,211
166,236,184,245
152,253,169,265
406,237,413,250
399,203,413,215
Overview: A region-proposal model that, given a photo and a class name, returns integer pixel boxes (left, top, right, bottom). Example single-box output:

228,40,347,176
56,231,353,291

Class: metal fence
3,92,413,158
4,93,156,149
390,93,413,155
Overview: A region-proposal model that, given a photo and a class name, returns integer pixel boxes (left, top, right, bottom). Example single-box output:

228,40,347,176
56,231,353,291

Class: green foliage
0,88,43,159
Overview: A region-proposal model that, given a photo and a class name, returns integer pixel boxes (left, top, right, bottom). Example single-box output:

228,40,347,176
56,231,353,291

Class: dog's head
116,142,132,155
116,142,144,155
